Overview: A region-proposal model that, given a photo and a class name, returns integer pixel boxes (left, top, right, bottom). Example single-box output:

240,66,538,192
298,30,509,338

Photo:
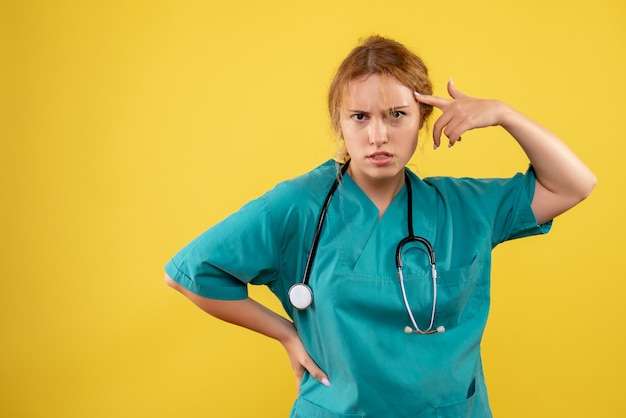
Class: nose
369,118,389,146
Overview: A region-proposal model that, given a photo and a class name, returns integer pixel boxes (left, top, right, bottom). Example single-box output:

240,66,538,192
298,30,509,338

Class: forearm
165,274,331,386
165,274,297,344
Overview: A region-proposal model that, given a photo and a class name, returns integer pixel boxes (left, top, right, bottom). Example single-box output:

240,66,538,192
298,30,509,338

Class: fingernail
321,377,331,387
414,91,421,96
433,143,438,150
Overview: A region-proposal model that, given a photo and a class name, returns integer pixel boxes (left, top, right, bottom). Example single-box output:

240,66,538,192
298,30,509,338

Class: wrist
274,318,299,345
498,103,523,130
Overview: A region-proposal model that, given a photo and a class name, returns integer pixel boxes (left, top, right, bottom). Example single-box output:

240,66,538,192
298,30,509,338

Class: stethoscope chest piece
288,283,313,310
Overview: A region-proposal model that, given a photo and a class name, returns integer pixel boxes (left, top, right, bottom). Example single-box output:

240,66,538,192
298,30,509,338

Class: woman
164,36,596,417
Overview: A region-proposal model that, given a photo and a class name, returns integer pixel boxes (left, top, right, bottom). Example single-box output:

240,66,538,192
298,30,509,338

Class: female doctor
164,36,596,417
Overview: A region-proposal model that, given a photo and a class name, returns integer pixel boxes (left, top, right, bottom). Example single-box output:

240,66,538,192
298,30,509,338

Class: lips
368,151,393,159
367,151,394,166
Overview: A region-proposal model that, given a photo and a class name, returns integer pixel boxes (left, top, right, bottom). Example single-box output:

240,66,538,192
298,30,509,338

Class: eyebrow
346,105,411,113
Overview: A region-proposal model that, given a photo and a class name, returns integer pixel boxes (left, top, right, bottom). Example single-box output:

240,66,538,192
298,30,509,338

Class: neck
349,169,406,218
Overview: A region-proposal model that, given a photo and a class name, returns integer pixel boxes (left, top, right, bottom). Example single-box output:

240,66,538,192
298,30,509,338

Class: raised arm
415,80,596,224
164,274,330,390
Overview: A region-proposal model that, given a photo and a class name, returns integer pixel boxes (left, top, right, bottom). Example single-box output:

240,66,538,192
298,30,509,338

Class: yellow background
2,0,624,417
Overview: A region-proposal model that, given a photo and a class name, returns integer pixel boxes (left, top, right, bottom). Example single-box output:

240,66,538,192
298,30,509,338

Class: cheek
339,120,360,142
393,121,419,139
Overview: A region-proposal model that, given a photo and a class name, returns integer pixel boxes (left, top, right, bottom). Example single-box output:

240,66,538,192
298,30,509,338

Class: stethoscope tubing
288,161,350,310
300,161,351,288
395,172,440,334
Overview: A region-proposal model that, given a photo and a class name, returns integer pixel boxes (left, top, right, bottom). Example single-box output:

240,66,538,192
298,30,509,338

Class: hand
281,330,331,393
415,79,510,149
162,289,332,393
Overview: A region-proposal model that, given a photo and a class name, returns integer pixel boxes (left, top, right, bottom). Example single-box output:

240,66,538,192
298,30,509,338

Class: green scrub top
165,160,551,418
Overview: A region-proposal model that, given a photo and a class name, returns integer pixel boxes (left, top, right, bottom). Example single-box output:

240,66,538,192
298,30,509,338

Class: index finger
414,92,452,110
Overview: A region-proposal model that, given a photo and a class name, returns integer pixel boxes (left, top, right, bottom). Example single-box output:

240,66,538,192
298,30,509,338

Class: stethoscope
288,160,446,334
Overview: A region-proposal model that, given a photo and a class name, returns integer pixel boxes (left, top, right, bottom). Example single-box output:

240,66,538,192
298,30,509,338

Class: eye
391,110,405,119
351,113,367,121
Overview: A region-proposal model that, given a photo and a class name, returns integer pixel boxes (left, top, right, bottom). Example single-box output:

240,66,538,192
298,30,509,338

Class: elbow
164,273,181,290
533,171,597,223
578,172,598,202
565,177,596,211
565,168,597,204
589,173,598,194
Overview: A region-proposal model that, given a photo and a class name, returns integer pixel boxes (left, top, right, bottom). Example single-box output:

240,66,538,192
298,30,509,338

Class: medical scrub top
165,160,551,418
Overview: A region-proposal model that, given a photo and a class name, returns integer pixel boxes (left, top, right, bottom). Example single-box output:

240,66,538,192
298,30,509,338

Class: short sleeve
501,165,553,242
466,165,553,246
164,195,280,300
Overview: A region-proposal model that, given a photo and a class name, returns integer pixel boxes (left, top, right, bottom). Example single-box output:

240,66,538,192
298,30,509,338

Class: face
340,74,421,191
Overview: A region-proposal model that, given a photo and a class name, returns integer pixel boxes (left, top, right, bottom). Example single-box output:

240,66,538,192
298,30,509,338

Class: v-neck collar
324,168,437,275
342,171,407,223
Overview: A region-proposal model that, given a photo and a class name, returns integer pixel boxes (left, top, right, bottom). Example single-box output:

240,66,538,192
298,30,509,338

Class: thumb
302,357,331,387
447,77,469,99
283,332,331,389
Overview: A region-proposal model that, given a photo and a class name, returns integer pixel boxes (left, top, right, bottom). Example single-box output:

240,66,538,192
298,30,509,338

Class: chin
368,167,405,181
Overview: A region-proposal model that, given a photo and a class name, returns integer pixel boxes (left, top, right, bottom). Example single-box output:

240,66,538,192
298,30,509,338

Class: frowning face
340,73,421,192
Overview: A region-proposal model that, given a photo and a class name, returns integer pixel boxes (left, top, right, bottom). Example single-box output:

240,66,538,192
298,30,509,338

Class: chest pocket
434,255,484,329
435,392,476,418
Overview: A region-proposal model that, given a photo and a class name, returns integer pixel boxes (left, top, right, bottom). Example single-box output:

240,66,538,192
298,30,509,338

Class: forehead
344,74,413,107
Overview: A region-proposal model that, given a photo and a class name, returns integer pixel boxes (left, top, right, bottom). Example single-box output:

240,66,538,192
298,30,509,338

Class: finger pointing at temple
414,90,454,148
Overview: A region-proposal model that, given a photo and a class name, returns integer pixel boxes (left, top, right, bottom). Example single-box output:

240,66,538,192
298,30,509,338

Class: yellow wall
2,0,624,416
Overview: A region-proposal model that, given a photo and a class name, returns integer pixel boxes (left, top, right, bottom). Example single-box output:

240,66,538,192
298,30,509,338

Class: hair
328,35,433,162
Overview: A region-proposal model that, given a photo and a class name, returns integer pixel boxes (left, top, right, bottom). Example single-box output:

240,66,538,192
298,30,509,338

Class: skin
340,74,422,216
165,74,596,392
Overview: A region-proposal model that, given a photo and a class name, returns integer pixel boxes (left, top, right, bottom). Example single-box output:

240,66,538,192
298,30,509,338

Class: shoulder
213,160,338,235
274,159,340,191
419,170,531,203
263,160,340,210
